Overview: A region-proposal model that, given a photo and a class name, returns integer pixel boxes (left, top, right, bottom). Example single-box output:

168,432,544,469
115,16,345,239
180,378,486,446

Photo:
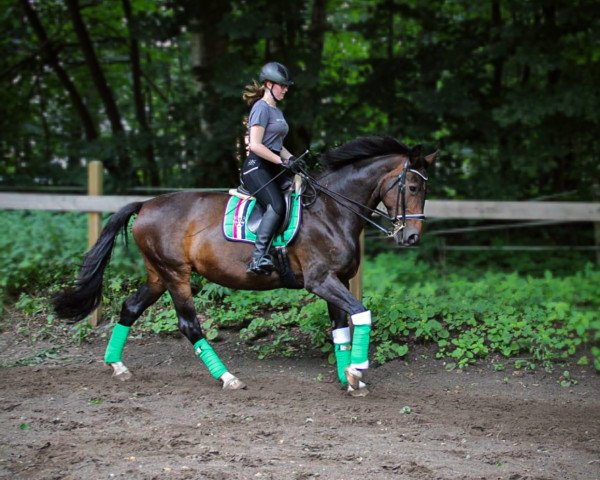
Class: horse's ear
424,150,438,168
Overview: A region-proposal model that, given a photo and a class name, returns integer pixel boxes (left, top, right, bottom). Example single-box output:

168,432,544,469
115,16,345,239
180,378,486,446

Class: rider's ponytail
242,80,265,106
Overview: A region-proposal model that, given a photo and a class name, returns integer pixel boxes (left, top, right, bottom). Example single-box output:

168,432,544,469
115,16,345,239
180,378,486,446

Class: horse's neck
315,157,394,235
320,157,391,208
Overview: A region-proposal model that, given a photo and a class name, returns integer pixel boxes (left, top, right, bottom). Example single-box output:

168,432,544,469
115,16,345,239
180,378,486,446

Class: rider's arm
280,147,293,162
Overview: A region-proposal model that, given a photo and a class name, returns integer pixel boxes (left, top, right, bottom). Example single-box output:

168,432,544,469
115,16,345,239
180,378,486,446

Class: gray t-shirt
247,99,289,152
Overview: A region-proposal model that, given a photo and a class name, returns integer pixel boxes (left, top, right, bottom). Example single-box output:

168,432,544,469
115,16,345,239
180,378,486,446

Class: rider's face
269,82,289,101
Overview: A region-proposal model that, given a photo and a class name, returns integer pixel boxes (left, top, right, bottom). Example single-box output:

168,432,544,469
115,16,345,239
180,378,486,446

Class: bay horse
53,136,436,396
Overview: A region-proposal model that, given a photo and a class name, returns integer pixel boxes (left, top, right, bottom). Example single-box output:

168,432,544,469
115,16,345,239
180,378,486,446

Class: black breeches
242,158,287,217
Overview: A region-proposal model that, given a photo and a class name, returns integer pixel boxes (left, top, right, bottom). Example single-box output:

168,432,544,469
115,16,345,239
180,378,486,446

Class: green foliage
364,253,600,370
0,210,144,313
0,211,84,298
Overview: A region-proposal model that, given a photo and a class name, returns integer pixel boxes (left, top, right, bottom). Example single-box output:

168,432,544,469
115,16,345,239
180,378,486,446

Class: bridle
381,159,429,237
300,158,429,237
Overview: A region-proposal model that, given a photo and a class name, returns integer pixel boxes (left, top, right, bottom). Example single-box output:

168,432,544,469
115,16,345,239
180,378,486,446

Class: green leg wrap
104,323,130,363
194,339,228,380
334,344,351,385
350,311,372,370
332,326,351,386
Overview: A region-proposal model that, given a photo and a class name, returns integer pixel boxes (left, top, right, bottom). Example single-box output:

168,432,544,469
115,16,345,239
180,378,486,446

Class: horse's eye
409,185,418,194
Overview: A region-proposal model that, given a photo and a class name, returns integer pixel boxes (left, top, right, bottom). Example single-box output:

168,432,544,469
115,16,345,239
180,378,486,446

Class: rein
297,159,428,237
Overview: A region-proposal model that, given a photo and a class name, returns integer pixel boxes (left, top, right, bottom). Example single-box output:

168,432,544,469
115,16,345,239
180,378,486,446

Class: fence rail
2,192,600,220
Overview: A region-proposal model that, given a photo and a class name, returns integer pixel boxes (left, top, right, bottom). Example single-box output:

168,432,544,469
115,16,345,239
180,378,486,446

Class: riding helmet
259,62,294,86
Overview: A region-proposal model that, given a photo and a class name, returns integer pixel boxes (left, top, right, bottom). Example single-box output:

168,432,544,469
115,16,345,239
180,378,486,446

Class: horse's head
379,146,437,246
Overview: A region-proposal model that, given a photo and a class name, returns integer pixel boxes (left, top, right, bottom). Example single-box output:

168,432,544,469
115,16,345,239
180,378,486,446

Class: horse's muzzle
394,225,421,246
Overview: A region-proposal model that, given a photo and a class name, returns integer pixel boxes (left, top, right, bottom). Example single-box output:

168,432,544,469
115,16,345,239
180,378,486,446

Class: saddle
224,175,305,289
227,174,304,236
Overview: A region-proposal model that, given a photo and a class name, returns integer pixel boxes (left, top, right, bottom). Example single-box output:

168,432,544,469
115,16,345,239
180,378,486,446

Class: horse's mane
320,136,412,169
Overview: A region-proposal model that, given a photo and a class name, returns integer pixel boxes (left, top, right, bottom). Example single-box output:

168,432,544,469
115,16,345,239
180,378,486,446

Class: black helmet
259,62,294,86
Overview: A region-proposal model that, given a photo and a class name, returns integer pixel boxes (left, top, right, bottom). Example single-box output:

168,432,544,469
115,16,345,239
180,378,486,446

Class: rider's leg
242,167,285,275
247,205,282,274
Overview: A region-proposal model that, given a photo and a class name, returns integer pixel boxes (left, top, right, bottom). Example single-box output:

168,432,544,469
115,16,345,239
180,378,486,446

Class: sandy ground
0,324,599,480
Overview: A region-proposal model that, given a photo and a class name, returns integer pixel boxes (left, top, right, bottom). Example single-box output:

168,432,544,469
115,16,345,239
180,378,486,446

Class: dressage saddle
230,175,304,235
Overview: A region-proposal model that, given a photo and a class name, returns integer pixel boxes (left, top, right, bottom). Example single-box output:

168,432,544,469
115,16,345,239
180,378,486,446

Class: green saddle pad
222,193,302,246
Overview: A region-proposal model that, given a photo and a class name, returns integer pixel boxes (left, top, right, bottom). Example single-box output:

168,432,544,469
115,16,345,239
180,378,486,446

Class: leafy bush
0,210,144,313
363,253,600,370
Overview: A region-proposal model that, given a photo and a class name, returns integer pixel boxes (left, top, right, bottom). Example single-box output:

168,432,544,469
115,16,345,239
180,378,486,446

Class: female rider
241,62,303,275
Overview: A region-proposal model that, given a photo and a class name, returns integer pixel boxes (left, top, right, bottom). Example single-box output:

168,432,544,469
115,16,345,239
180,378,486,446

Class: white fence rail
2,193,600,220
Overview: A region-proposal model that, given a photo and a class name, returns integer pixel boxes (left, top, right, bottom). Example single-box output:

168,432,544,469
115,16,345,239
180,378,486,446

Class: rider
241,61,303,275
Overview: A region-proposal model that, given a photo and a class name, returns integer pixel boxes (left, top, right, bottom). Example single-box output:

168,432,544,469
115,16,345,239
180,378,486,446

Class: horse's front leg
309,274,371,396
328,302,352,388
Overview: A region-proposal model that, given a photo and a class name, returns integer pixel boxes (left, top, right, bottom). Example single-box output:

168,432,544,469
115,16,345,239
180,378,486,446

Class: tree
2,0,598,200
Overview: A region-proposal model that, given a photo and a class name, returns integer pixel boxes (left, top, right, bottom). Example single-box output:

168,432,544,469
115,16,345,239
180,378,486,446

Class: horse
53,136,436,396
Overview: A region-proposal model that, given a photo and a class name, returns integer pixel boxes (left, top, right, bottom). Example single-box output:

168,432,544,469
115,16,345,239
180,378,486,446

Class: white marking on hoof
347,381,369,397
222,376,246,390
109,362,132,381
344,366,362,390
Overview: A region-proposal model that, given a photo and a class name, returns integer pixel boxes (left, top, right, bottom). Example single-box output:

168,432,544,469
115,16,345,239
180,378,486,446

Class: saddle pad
222,194,302,246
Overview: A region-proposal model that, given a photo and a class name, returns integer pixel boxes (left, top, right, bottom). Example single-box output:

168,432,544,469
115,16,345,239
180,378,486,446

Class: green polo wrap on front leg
194,339,227,380
104,323,130,363
335,345,351,385
350,311,372,370
333,327,351,385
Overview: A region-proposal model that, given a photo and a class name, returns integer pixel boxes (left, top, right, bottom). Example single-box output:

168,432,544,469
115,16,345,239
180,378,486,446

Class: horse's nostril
407,234,420,245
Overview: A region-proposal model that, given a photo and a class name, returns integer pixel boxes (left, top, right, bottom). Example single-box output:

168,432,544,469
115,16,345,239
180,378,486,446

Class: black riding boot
247,205,282,275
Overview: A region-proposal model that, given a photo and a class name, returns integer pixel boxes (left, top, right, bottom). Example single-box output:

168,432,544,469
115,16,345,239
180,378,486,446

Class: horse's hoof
223,376,246,390
109,362,132,381
347,381,369,397
344,366,362,390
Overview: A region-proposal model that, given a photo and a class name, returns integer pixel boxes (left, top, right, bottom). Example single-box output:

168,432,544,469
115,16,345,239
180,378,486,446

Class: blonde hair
242,80,265,106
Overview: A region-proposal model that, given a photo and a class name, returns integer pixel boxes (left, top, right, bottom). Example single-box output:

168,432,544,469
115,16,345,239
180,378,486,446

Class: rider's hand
283,155,306,174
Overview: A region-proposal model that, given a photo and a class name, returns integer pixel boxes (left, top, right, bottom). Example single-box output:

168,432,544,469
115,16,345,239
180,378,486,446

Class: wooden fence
2,192,599,220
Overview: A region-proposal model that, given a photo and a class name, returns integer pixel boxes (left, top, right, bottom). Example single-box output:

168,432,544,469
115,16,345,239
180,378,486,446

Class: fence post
350,231,364,301
87,161,103,327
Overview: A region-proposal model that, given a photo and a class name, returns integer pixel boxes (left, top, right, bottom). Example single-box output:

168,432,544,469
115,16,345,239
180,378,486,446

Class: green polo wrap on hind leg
104,323,130,363
194,339,227,380
333,327,351,385
350,311,372,370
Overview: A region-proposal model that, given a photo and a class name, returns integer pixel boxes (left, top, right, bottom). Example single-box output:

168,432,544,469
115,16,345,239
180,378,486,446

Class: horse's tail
53,201,145,323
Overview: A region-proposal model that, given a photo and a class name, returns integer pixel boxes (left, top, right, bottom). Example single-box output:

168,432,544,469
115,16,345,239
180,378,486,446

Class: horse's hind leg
166,278,245,390
105,281,165,380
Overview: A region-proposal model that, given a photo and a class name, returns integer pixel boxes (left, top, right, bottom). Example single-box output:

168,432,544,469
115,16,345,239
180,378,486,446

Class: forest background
1,1,598,370
3,0,598,198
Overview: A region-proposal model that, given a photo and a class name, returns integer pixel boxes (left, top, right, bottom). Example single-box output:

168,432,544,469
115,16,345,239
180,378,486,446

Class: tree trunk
121,0,159,186
490,0,504,102
65,0,131,186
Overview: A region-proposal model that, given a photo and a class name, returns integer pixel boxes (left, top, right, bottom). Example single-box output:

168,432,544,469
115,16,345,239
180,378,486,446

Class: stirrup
247,255,275,275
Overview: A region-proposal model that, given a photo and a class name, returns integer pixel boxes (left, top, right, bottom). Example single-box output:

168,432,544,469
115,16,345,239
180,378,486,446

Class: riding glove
283,155,306,174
